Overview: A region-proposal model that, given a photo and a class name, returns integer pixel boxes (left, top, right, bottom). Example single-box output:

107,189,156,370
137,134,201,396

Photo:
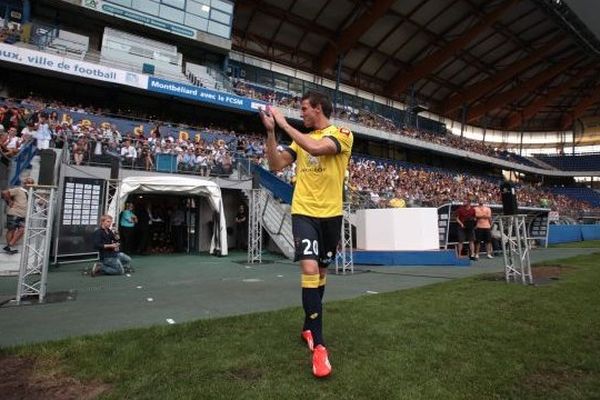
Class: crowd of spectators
2,95,596,218
233,79,533,166
0,25,561,169
0,23,21,44
0,97,251,176
345,157,597,218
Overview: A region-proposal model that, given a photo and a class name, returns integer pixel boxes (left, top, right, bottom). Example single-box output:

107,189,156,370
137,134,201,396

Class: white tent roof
108,176,228,255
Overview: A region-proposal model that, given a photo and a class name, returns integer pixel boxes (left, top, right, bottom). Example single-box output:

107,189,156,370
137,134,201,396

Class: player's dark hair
302,91,333,119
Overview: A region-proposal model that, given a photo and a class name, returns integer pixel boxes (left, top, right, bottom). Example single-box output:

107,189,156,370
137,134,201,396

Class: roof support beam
466,55,581,123
232,29,390,90
318,0,396,73
386,0,519,97
561,86,600,129
440,37,562,114
236,0,335,39
504,67,592,129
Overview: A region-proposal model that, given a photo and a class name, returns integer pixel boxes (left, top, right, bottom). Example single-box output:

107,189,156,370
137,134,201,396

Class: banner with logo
147,77,265,113
0,43,148,89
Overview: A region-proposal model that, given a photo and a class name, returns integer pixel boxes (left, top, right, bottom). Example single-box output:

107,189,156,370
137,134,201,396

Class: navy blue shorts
6,215,25,230
292,215,342,268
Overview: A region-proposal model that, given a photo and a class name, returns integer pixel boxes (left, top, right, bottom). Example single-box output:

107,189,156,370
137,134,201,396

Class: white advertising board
355,208,440,251
0,43,148,89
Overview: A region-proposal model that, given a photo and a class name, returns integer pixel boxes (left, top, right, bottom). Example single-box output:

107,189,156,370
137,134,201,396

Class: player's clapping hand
268,106,287,127
259,105,275,132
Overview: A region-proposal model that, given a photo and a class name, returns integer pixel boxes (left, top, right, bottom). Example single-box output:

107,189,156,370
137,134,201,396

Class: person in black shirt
135,203,151,254
92,214,132,276
234,204,248,250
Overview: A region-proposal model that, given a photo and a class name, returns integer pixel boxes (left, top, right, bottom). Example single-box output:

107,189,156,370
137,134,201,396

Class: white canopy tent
107,176,228,255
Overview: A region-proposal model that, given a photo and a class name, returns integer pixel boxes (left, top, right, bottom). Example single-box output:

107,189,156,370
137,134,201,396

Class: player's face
300,99,319,129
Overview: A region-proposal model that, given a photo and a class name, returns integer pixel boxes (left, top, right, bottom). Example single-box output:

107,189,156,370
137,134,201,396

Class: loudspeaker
252,169,260,189
500,182,518,215
38,149,56,185
110,156,120,180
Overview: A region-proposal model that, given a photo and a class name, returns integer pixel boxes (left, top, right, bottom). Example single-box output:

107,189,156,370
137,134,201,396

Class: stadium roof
232,0,600,132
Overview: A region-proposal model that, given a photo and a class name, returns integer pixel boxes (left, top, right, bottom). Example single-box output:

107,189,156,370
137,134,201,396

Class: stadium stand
0,23,21,44
1,2,598,230
185,62,218,88
100,28,184,80
4,95,597,220
45,29,89,60
0,25,561,172
232,79,545,168
548,186,600,207
534,154,600,172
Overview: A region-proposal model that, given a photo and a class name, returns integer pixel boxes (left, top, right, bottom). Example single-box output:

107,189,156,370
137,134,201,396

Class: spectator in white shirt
35,112,52,150
20,121,36,142
120,139,137,165
195,151,209,176
5,127,20,156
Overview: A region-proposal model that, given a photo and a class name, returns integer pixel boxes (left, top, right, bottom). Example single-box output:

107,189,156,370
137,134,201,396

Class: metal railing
9,140,37,186
64,141,255,180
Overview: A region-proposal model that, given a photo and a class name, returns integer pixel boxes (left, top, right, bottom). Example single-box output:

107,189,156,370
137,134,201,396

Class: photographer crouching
91,214,133,277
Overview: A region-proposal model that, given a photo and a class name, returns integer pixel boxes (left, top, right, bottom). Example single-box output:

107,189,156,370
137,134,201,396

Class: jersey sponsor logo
339,127,351,135
300,154,325,173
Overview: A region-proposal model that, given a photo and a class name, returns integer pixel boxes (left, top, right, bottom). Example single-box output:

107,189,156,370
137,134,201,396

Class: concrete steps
243,188,294,259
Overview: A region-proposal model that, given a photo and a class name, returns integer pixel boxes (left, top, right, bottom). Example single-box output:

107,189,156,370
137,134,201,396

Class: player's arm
270,107,338,156
259,107,294,171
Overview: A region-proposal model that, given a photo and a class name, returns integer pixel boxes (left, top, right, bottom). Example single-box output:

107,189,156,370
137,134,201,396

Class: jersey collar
315,125,337,135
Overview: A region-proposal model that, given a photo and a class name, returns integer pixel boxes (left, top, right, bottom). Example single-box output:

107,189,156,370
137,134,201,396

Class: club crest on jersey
307,154,320,166
339,127,351,136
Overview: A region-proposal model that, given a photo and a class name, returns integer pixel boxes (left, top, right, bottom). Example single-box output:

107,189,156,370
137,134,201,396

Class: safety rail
260,195,289,238
253,165,293,204
27,23,59,49
63,140,254,180
9,140,37,186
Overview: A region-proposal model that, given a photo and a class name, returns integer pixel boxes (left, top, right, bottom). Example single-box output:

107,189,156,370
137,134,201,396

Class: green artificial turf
550,240,600,249
3,252,599,400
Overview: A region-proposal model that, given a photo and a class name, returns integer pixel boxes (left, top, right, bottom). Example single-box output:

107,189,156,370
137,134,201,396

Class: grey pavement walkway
0,248,597,348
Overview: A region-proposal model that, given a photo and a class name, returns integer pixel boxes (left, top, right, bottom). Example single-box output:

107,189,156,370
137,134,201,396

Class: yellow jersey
287,125,353,217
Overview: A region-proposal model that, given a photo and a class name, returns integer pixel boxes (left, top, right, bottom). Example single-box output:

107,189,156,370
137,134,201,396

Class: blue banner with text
146,77,265,113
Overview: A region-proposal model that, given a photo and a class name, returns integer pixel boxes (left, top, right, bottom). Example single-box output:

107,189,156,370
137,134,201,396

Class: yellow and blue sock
301,273,324,346
318,275,326,299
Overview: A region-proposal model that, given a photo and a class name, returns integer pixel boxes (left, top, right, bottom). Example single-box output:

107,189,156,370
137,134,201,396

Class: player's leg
293,216,321,350
318,216,343,300
309,216,343,378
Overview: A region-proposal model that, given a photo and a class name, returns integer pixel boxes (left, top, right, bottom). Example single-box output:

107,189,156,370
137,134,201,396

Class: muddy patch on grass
532,265,575,280
225,366,264,382
0,355,110,400
523,368,590,392
479,265,575,284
